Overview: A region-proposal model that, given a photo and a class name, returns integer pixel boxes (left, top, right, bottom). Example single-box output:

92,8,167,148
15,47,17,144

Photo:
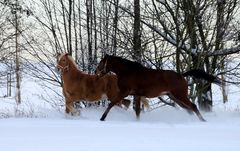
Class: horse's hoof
71,110,80,116
75,110,81,116
67,109,80,117
65,113,72,119
100,117,105,121
136,116,140,121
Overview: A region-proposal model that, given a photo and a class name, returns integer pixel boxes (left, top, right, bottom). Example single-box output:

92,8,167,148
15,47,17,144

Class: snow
0,71,240,151
0,108,240,151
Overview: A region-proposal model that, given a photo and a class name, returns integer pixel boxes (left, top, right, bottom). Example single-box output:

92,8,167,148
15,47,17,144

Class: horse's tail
121,98,150,109
140,97,150,109
182,69,221,84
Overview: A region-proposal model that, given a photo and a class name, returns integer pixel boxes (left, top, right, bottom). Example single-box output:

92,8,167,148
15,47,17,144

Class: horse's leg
63,89,69,113
63,87,80,116
170,92,206,122
100,102,115,121
133,96,141,119
63,88,73,114
65,99,80,116
100,91,129,121
184,99,206,121
168,94,192,114
66,101,73,114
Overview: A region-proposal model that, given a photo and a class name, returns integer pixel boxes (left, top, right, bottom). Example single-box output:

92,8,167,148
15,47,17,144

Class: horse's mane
109,55,144,70
67,55,79,69
59,53,79,70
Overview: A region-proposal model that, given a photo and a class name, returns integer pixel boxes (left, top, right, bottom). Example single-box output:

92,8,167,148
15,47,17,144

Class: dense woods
1,0,240,111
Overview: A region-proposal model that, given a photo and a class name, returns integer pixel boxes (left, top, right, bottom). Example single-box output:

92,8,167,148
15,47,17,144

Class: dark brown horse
56,53,147,119
96,54,220,121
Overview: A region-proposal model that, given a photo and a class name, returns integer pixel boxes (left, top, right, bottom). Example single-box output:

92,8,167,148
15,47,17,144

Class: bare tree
14,0,21,104
133,0,141,62
112,0,239,111
86,0,93,73
2,0,28,104
2,0,238,111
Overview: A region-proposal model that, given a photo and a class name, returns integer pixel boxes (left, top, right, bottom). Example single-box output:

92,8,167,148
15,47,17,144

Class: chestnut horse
56,53,147,119
96,54,220,121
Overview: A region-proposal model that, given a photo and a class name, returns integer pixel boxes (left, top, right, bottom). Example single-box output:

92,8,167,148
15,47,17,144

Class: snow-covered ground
0,107,240,151
0,73,240,151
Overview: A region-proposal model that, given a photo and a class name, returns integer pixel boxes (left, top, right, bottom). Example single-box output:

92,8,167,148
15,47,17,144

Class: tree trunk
221,62,228,103
112,0,119,55
68,0,73,55
86,0,93,73
132,0,142,111
59,0,69,53
77,0,85,71
182,0,214,111
73,0,78,62
93,0,97,66
197,81,212,111
133,0,141,62
15,8,21,104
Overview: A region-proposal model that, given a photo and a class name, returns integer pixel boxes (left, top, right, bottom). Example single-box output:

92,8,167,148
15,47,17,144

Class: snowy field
0,106,240,151
0,74,240,151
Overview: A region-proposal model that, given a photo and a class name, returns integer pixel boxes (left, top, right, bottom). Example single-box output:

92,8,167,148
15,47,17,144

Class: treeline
0,0,240,111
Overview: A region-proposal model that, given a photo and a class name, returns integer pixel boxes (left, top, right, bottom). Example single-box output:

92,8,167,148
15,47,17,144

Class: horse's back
151,69,187,87
84,74,119,98
133,68,184,84
119,68,187,97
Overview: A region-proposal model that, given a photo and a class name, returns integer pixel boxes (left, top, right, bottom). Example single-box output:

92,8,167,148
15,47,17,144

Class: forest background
1,0,240,112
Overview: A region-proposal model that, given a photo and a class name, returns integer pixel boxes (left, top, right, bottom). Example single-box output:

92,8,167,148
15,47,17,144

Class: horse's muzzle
56,64,69,73
56,64,63,72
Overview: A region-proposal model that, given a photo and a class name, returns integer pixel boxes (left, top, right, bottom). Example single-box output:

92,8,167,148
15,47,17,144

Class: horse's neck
110,60,144,77
110,62,128,76
63,63,82,79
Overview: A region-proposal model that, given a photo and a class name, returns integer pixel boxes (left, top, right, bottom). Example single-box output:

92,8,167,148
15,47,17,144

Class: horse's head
95,54,110,77
56,53,70,73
